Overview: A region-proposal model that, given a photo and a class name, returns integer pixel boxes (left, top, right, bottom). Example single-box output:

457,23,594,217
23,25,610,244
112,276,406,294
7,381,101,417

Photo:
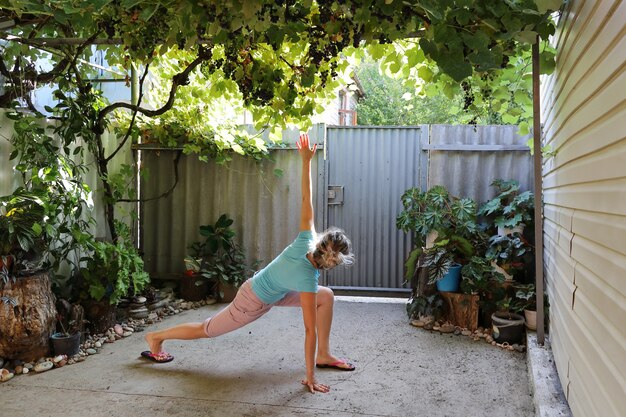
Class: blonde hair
312,227,355,270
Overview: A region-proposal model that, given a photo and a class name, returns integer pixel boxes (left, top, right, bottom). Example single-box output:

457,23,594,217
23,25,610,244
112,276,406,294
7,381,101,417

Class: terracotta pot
524,309,537,330
218,282,238,303
180,273,210,301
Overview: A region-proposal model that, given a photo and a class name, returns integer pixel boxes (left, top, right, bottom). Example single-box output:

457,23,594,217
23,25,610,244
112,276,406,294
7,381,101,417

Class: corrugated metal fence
426,124,533,203
140,124,533,291
0,117,533,291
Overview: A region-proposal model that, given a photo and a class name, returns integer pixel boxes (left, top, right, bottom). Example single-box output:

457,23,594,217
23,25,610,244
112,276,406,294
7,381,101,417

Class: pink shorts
202,280,301,337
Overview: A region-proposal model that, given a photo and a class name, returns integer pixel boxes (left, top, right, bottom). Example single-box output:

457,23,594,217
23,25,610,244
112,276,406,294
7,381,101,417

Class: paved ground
1,298,535,417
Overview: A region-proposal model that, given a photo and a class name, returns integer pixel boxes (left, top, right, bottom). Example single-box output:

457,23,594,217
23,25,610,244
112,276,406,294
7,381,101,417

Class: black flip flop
316,360,355,371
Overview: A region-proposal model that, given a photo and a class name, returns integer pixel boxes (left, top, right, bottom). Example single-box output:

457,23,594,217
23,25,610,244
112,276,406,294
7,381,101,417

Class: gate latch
328,185,344,205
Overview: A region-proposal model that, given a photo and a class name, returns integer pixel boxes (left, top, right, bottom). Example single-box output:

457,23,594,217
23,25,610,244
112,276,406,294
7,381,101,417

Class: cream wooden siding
541,1,626,417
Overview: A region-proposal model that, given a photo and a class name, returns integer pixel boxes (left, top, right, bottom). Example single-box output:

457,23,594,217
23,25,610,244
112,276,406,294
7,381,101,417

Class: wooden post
532,37,545,345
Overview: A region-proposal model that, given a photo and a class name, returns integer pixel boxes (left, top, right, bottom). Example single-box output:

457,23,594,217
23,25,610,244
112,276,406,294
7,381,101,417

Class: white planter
524,309,537,330
497,224,525,236
425,230,439,248
491,261,513,281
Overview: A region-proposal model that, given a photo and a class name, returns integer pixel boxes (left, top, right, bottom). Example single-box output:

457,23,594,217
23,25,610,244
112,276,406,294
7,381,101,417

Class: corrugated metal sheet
142,124,536,290
427,124,534,204
541,1,626,416
324,126,425,289
140,126,325,277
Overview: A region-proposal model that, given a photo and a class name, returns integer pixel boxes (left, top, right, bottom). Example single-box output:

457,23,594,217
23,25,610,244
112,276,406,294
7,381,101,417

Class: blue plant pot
436,264,462,292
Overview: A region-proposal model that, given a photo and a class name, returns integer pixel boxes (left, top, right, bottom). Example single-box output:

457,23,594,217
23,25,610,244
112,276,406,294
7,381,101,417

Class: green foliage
0,1,562,140
80,220,150,305
188,214,256,291
486,234,528,266
460,256,506,311
406,293,444,321
1,111,95,279
359,38,556,128
355,57,461,125
396,185,481,247
397,185,488,314
511,282,549,313
479,179,535,229
511,283,536,313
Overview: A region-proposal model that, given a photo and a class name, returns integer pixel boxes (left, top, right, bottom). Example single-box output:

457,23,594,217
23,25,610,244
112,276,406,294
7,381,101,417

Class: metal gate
322,126,425,291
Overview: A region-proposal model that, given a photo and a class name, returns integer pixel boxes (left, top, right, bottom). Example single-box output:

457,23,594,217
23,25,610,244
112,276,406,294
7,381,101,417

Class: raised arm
296,133,317,232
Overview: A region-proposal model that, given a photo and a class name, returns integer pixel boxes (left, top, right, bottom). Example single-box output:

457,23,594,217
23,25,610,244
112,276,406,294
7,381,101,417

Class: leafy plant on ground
188,214,257,296
406,293,444,322
79,221,150,305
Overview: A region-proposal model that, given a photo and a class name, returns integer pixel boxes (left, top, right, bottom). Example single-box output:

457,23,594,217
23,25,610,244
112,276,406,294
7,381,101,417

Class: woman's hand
297,133,317,161
301,378,331,394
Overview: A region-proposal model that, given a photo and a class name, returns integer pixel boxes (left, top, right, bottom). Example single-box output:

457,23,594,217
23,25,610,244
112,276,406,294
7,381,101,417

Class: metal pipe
532,37,545,345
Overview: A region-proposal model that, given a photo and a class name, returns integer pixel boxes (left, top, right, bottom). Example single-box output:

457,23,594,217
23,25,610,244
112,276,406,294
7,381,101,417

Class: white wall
541,1,626,416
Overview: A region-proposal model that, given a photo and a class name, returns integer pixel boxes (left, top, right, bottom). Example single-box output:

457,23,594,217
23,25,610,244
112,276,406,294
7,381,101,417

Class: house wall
541,1,626,416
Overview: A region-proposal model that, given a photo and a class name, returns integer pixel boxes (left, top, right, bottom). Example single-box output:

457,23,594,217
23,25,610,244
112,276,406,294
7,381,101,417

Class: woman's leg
145,323,207,354
145,281,270,354
275,286,352,367
313,286,335,360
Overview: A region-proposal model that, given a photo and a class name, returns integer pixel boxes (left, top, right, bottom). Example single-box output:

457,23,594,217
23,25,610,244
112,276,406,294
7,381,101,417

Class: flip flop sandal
140,351,174,363
316,359,355,371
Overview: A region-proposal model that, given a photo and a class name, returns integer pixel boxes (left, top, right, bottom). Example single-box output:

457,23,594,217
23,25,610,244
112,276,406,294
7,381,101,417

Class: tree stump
0,272,56,361
84,299,116,334
440,292,479,331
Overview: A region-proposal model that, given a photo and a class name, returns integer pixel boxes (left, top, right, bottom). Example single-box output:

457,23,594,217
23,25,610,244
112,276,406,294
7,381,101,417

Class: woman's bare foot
145,332,163,354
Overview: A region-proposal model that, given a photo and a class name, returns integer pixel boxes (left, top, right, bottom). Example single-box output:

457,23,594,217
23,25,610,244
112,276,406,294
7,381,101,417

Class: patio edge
526,331,573,417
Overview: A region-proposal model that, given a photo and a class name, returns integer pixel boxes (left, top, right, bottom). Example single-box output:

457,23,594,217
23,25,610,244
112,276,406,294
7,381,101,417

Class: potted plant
397,185,485,294
188,214,256,302
511,283,549,331
50,312,81,357
0,188,58,361
491,295,525,344
460,256,507,328
180,256,210,301
479,179,534,236
78,220,150,333
485,233,532,281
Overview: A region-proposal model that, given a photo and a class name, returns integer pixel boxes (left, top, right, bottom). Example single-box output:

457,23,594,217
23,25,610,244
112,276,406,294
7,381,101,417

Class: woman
142,133,355,394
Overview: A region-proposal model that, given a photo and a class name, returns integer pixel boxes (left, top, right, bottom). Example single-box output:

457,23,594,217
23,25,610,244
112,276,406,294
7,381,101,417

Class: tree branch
94,48,212,134
105,61,152,163
117,151,182,203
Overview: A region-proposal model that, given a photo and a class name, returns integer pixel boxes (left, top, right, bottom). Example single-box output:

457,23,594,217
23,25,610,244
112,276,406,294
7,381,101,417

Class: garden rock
1,369,14,382
439,324,455,333
34,361,53,373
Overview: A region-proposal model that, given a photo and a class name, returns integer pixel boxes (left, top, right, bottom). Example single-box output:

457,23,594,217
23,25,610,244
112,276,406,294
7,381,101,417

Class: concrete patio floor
1,298,536,417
